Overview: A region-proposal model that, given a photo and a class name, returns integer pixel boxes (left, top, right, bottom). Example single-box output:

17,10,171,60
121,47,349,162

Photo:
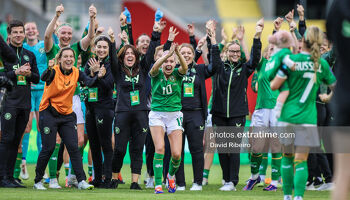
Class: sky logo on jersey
125,74,139,83
342,20,350,38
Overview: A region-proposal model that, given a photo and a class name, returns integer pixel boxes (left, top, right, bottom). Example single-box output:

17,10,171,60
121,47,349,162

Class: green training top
151,68,184,112
255,57,279,110
279,53,336,124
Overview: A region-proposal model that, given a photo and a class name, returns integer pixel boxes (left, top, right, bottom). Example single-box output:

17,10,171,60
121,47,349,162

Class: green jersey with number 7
150,68,184,112
279,53,336,124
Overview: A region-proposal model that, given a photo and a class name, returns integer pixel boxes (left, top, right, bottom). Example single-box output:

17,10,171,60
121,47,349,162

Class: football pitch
0,164,330,200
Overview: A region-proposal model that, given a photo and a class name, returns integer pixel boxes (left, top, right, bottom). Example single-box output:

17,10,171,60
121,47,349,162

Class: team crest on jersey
23,55,29,61
39,48,45,54
4,113,11,120
169,76,175,82
115,127,120,134
43,127,50,134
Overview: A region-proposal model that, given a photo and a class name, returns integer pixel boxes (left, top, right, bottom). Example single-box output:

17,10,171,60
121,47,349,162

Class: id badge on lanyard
88,88,98,102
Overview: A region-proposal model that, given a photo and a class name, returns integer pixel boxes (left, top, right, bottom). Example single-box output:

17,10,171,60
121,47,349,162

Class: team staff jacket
1,44,40,109
40,65,98,115
180,44,220,121
111,31,159,112
211,38,262,118
84,42,116,110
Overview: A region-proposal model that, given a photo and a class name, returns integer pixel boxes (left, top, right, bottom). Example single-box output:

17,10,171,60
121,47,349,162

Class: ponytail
304,26,323,82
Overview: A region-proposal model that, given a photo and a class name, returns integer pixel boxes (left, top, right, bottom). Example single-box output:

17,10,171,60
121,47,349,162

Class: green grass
0,164,329,200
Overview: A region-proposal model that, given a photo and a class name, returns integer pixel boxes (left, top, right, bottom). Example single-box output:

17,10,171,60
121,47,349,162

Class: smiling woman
34,47,104,190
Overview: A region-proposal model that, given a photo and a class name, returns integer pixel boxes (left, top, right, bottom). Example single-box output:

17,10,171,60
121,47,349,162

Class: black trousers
86,106,114,181
145,130,155,177
0,107,30,179
35,109,86,183
307,103,333,183
212,115,245,186
112,111,148,175
175,110,205,186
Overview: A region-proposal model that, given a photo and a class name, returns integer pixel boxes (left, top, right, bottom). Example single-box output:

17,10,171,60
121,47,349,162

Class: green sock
259,153,268,175
64,164,70,177
153,153,164,186
88,165,93,177
271,153,282,181
13,153,22,179
70,146,84,176
168,157,181,176
203,169,210,179
281,155,294,196
294,160,308,197
250,153,262,175
49,143,60,179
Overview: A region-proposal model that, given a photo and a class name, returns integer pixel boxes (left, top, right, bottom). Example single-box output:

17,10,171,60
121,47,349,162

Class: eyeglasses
228,50,241,54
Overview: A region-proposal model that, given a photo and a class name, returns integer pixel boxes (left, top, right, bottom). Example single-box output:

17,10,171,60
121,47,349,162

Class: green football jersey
265,48,292,81
46,42,84,95
151,68,184,112
255,57,279,110
279,53,336,124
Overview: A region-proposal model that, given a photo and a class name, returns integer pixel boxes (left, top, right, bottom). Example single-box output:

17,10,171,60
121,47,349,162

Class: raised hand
56,4,64,18
118,30,129,44
168,26,179,42
159,19,167,33
273,17,284,31
236,25,245,41
209,28,217,45
107,27,115,42
231,27,237,40
296,4,305,21
285,9,294,24
119,12,127,27
89,4,97,19
255,18,264,39
187,23,195,36
96,26,105,36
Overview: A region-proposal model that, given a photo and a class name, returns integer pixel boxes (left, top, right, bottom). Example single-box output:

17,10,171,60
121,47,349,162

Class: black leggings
35,109,86,183
0,107,30,179
212,115,245,186
176,110,205,186
86,106,114,181
112,111,148,175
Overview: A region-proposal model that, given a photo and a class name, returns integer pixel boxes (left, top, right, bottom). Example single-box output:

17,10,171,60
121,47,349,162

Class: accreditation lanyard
16,47,27,85
128,67,140,106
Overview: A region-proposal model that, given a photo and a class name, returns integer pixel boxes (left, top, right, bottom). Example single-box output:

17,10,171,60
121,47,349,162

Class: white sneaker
221,179,225,185
202,178,208,186
49,178,62,189
33,181,47,190
78,180,94,190
67,175,78,188
190,183,202,191
20,162,29,180
306,182,316,190
219,182,236,191
284,195,292,200
294,196,303,200
317,183,334,191
43,173,49,179
145,177,154,188
177,186,186,191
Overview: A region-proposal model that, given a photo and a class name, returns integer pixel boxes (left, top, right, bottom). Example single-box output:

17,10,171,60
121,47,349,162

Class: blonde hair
304,26,323,81
179,43,195,55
